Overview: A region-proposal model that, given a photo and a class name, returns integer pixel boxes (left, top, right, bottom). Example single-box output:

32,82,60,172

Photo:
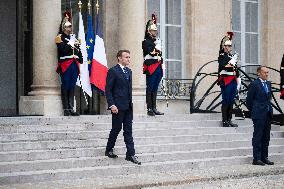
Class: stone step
0,153,283,185
1,138,284,162
1,145,284,174
0,139,275,162
0,115,282,186
0,114,222,125
0,119,255,134
0,132,276,152
1,126,282,143
1,131,284,152
4,163,284,189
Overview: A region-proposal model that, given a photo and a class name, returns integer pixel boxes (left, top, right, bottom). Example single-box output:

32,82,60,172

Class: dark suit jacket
246,78,273,119
105,64,132,111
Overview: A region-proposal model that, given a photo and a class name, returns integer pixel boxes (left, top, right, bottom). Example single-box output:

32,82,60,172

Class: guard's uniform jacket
55,33,82,90
218,51,239,87
56,33,82,75
142,35,163,75
281,54,284,99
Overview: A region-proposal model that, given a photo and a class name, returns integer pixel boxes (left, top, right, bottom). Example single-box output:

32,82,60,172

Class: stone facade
0,0,282,116
0,0,17,115
19,0,62,116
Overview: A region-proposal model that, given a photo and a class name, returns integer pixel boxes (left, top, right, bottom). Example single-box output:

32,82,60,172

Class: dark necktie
123,67,129,80
262,81,269,93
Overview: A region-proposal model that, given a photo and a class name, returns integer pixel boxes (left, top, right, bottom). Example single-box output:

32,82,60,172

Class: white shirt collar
118,63,125,70
259,78,267,83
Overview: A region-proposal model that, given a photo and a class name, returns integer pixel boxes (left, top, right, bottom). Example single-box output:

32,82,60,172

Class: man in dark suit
246,66,274,166
104,50,141,165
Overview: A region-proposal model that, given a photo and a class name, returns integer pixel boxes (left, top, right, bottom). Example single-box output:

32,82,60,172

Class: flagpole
78,0,82,10
88,0,91,15
96,0,99,15
78,0,89,106
69,0,73,32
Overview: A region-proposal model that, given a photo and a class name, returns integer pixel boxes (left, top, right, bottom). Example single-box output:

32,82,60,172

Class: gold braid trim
55,34,63,44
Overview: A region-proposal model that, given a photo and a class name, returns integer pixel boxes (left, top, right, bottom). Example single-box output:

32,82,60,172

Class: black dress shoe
222,121,230,127
147,109,155,116
63,110,71,116
125,155,141,165
262,158,274,165
252,160,265,166
69,110,80,116
105,151,118,158
153,108,164,115
228,121,238,127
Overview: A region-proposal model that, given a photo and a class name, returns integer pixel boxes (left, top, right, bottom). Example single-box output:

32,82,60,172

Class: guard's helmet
59,10,72,34
147,14,158,31
219,32,234,52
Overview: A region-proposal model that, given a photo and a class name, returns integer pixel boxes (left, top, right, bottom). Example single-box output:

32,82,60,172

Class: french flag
90,15,108,92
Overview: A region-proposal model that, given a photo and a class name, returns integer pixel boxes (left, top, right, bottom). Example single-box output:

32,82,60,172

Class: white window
147,0,184,79
232,0,260,73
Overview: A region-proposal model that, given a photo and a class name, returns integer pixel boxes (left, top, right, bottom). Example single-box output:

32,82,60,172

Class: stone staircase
0,114,284,185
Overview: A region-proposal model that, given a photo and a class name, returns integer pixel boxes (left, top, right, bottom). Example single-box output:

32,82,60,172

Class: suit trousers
106,108,135,156
252,114,271,161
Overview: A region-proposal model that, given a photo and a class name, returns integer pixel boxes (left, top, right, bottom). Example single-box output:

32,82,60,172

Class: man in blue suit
246,66,274,166
105,50,141,165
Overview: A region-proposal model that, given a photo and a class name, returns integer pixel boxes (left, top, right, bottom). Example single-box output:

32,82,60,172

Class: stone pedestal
19,0,62,116
118,0,147,114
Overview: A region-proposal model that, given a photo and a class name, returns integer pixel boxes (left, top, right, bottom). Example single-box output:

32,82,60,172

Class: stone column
118,0,146,114
19,0,62,116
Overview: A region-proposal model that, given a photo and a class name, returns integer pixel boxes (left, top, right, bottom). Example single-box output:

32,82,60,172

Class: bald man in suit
246,66,274,166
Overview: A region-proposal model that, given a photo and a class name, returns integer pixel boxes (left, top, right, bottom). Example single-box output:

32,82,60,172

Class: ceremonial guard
55,11,82,116
280,55,284,100
218,32,239,127
142,14,164,116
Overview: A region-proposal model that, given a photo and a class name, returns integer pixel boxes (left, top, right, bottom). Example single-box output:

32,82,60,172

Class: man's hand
110,105,118,114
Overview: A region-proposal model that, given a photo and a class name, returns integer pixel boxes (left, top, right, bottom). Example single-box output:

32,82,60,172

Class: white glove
154,38,162,52
70,34,76,41
236,77,241,91
162,62,166,75
67,34,76,48
155,44,162,52
229,53,238,66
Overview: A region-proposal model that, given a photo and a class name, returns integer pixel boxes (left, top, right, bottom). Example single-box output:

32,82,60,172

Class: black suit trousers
106,108,135,156
252,114,271,161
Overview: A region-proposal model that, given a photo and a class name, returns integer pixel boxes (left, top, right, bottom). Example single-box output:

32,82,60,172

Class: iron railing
158,78,193,100
190,61,283,121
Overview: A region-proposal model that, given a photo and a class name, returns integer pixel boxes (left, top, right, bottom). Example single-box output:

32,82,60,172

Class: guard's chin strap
148,32,156,39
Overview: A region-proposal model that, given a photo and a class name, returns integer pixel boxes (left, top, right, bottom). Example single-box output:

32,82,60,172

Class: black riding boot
146,91,155,116
61,88,70,116
68,88,79,116
221,104,229,127
152,91,164,115
228,104,238,127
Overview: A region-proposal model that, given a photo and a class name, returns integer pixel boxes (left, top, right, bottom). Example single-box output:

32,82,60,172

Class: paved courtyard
144,174,284,189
